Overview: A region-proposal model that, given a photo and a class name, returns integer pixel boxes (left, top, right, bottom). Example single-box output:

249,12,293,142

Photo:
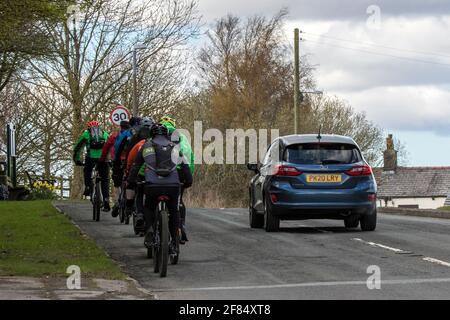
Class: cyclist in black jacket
127,123,192,253
123,117,154,219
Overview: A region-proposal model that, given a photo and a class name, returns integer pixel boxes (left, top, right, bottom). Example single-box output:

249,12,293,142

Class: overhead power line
301,30,450,60
301,38,450,68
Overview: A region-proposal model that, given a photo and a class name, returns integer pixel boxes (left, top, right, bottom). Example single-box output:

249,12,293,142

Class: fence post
59,177,64,200
69,178,72,199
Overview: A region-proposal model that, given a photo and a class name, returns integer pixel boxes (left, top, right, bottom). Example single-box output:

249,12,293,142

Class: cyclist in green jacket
160,116,194,243
73,121,110,210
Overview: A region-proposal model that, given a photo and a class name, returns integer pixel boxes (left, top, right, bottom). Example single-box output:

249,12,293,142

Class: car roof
277,134,358,146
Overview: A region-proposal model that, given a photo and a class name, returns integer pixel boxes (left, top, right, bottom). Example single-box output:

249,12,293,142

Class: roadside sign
109,106,131,126
6,123,17,187
7,123,16,157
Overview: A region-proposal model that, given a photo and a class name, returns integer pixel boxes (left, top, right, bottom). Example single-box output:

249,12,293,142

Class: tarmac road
55,201,450,300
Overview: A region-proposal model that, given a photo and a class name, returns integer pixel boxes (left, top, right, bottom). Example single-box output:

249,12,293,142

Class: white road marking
352,238,450,269
423,257,450,268
151,278,450,292
351,238,412,254
194,212,450,271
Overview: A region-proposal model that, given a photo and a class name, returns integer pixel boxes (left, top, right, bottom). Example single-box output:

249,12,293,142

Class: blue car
247,134,377,232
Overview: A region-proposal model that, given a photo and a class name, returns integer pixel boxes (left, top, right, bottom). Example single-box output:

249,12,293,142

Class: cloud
197,1,450,137
196,1,450,164
337,85,450,135
289,16,450,91
282,16,450,137
198,0,450,23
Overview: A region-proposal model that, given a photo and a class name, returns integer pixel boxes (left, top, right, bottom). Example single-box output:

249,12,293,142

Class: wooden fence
18,172,72,200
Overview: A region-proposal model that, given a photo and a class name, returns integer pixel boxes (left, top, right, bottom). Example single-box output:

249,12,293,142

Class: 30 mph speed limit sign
109,106,131,126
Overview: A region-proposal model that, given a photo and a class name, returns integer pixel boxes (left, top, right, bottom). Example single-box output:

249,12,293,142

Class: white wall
378,197,446,209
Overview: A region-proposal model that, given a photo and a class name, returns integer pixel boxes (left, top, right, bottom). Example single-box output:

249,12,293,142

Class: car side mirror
247,162,259,174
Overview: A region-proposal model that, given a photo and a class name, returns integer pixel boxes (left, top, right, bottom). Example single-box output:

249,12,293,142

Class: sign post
6,123,17,187
109,105,131,127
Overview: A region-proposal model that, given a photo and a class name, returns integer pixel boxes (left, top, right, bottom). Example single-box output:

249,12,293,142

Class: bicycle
90,169,102,222
118,179,130,225
133,181,145,236
151,195,180,278
78,162,102,222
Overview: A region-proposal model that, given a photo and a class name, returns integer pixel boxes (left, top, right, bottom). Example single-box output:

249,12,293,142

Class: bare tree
304,95,384,165
0,81,71,182
197,10,315,130
106,46,193,121
181,11,313,207
178,11,396,207
0,78,24,154
0,0,68,93
26,0,200,198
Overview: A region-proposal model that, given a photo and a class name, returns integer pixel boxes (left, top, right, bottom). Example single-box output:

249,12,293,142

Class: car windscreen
284,143,363,165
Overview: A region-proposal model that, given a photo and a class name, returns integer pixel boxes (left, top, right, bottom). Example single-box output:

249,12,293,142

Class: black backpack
89,127,105,150
152,140,177,177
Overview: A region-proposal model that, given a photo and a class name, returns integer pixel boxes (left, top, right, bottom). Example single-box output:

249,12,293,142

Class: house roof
373,166,450,198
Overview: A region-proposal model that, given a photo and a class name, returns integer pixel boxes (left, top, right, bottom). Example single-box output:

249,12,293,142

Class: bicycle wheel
94,182,101,222
152,213,160,273
91,181,96,220
92,199,96,221
118,183,126,223
147,246,153,259
158,210,169,277
133,214,139,235
170,230,180,265
119,197,126,224
92,183,97,221
125,210,130,225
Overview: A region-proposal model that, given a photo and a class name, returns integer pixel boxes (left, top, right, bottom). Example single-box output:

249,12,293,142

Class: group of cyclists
72,115,194,258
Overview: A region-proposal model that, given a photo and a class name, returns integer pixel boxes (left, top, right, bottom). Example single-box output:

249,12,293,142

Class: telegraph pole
293,28,300,134
132,48,138,117
132,45,149,117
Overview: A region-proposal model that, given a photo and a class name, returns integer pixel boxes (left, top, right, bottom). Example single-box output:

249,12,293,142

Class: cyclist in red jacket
98,120,130,215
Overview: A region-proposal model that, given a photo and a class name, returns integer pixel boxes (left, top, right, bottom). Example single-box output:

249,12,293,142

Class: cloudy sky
196,0,450,166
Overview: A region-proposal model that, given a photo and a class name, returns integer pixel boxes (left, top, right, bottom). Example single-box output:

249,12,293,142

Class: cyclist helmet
160,115,176,128
87,120,100,128
129,117,142,127
141,117,155,128
151,123,169,137
120,120,130,130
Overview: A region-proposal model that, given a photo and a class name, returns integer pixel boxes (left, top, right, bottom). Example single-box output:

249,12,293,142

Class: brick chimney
383,134,398,171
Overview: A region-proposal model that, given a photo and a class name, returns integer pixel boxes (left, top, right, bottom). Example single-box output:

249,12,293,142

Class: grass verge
0,200,125,279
